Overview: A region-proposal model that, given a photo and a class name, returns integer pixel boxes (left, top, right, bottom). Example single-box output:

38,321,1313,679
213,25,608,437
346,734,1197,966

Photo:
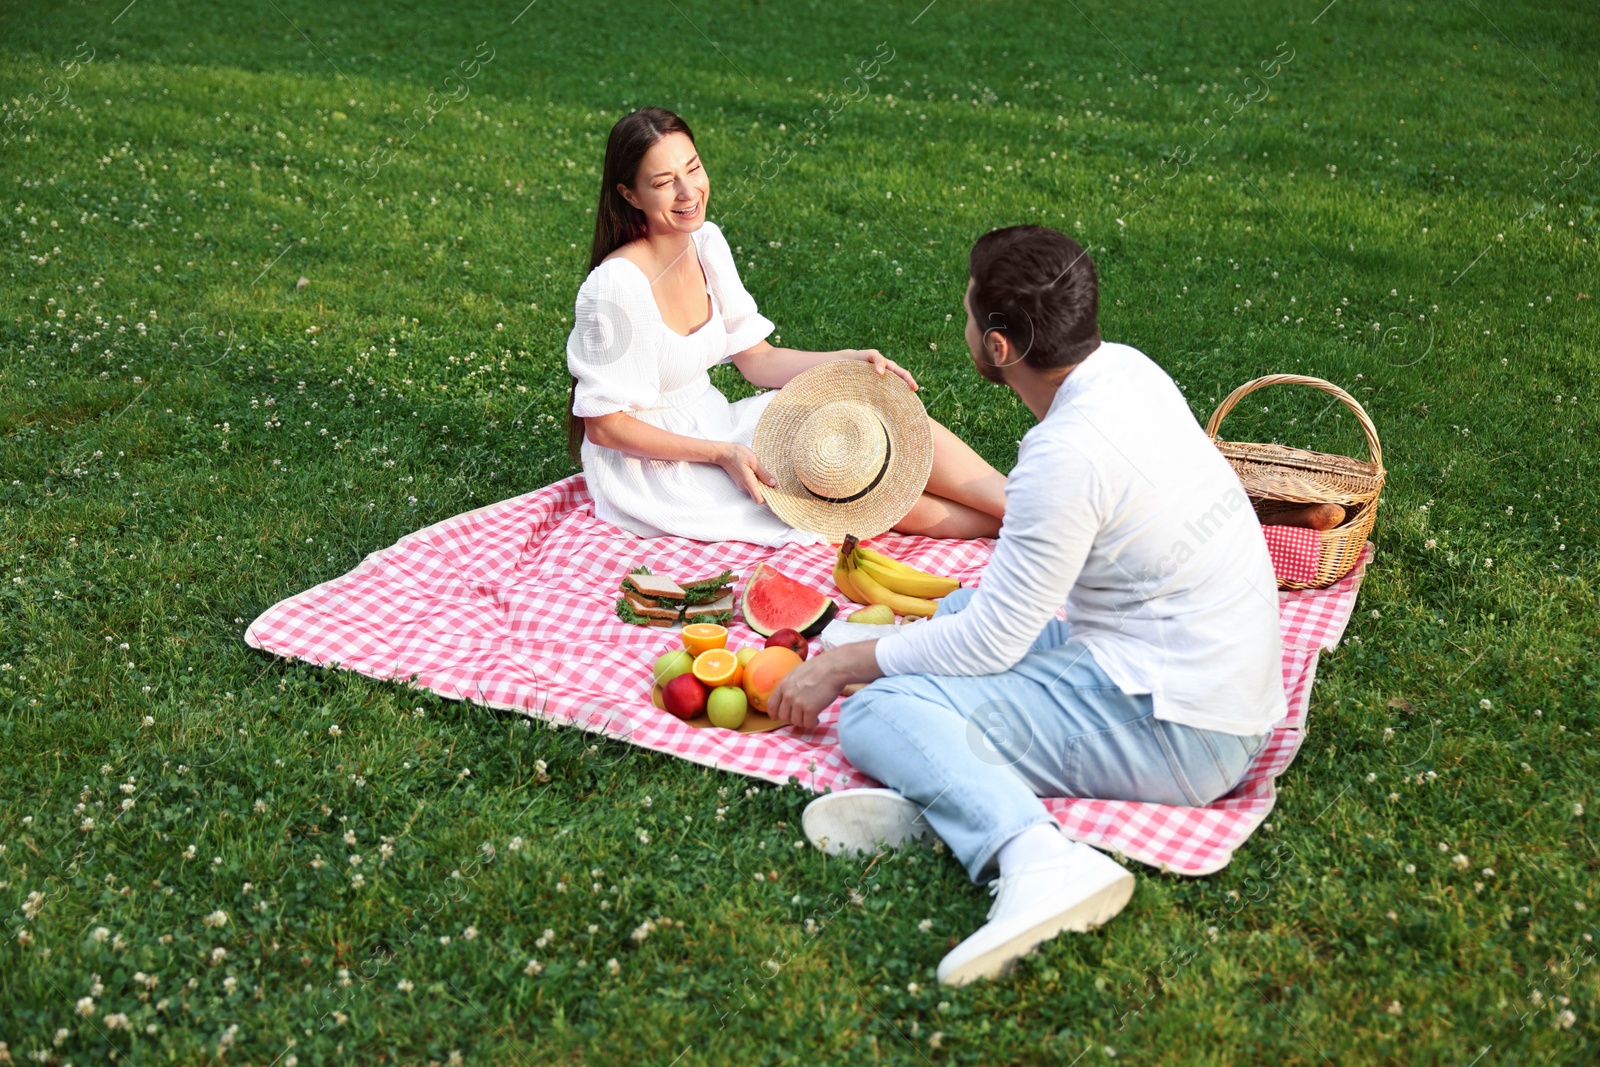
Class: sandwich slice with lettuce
614,566,737,628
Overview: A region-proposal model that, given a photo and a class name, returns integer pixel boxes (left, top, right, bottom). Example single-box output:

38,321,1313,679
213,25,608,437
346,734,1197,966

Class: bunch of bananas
833,533,960,618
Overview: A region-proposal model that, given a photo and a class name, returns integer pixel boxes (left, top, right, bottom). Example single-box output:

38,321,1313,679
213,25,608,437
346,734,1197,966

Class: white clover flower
76,996,95,1017
328,724,343,737
523,959,543,976
1575,803,1585,817
507,836,524,852
343,830,357,845
1479,698,1492,710
1386,1000,1403,1016
349,854,362,866
222,975,238,995
607,958,620,975
91,926,110,943
462,925,478,941
211,947,227,963
1452,854,1470,870
1556,1009,1577,1029
918,919,934,933
104,1012,129,1030
397,978,414,993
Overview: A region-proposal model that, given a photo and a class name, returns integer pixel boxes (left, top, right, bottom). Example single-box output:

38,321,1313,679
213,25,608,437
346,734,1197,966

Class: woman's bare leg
926,418,1007,520
893,492,1002,540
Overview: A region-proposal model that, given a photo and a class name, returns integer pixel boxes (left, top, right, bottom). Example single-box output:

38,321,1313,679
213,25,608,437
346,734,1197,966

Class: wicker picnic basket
1205,374,1385,591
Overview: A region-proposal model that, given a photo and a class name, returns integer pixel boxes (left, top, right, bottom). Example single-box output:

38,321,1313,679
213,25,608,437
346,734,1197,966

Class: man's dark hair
968,225,1101,371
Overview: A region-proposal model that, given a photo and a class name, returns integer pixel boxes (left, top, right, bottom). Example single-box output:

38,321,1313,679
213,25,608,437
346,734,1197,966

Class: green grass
2,0,1598,1062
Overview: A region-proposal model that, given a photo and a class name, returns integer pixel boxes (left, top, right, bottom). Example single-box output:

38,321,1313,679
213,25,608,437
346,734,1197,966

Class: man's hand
766,641,885,731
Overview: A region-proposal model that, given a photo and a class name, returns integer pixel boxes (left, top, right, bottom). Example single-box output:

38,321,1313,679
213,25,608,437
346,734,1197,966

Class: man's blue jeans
837,589,1271,883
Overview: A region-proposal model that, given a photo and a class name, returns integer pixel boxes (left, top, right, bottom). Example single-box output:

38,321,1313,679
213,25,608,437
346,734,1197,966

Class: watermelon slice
740,563,839,638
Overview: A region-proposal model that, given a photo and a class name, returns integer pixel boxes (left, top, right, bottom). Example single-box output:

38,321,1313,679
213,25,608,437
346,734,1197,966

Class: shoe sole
937,866,1135,986
802,789,935,857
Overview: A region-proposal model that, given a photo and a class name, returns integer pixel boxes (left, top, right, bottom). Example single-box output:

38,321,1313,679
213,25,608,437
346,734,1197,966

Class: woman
566,107,1007,546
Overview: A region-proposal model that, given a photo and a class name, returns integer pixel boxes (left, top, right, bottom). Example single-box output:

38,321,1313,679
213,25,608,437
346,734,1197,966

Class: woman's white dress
566,221,825,547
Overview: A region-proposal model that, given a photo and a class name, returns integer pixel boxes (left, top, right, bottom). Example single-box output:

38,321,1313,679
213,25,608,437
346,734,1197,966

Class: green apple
653,649,694,686
735,646,759,668
706,685,748,729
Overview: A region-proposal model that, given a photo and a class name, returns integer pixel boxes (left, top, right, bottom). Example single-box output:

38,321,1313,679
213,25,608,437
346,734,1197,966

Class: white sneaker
937,842,1134,986
801,788,936,857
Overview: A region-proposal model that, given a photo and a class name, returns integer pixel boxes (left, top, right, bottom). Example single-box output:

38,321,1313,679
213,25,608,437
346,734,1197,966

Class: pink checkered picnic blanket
247,475,1372,876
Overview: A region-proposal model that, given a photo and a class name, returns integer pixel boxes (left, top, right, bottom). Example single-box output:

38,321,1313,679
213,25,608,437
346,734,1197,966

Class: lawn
2,0,1597,1062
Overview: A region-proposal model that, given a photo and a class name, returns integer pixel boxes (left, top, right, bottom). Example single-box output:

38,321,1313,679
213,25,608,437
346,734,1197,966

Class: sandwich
614,566,737,628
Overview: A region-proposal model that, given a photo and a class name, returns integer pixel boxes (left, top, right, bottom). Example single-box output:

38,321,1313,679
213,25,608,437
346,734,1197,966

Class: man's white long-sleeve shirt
873,342,1286,737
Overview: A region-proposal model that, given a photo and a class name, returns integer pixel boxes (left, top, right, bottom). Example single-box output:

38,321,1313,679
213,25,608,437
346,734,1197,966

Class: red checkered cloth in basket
247,475,1373,876
1261,524,1324,587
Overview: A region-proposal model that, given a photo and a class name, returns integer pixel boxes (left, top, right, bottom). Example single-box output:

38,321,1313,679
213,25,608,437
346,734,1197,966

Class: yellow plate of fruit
648,624,811,732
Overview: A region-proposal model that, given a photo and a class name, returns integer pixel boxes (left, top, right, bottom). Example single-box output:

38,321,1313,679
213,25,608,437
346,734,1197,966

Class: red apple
764,628,808,661
661,673,709,720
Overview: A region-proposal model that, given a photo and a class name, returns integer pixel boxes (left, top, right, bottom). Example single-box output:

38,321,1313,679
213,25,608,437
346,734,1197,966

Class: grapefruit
742,646,803,713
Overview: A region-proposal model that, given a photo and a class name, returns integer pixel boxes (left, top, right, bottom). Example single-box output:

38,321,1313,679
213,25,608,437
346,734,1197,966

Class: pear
846,604,896,625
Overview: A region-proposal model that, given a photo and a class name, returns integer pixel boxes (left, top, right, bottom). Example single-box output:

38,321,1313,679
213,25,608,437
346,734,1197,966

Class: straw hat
751,360,934,543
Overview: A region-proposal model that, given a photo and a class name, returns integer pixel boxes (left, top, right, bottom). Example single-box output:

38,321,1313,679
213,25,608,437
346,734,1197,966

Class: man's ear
983,324,1012,368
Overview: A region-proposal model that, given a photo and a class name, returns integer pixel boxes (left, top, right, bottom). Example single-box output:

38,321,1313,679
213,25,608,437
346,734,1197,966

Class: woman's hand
845,349,918,392
714,442,777,504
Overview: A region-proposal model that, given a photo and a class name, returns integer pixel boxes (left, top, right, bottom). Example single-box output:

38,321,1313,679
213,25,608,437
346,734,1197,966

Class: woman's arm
583,412,777,503
730,340,919,391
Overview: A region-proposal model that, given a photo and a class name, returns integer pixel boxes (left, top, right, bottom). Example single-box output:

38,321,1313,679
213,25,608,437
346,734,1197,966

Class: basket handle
1204,374,1383,471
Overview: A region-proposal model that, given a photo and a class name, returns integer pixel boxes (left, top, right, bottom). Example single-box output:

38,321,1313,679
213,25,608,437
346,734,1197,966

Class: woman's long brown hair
566,107,697,462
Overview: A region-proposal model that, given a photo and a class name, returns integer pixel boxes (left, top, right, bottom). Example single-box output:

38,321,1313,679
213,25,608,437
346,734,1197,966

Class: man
766,225,1285,986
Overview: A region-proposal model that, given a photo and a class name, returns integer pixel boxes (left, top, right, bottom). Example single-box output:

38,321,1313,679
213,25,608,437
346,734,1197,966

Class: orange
681,623,729,656
692,648,741,688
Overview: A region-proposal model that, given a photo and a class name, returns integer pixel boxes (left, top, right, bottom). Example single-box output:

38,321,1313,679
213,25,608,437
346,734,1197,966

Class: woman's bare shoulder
599,240,654,273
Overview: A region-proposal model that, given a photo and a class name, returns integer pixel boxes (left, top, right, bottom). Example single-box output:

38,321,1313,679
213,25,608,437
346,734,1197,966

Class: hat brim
751,361,933,543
